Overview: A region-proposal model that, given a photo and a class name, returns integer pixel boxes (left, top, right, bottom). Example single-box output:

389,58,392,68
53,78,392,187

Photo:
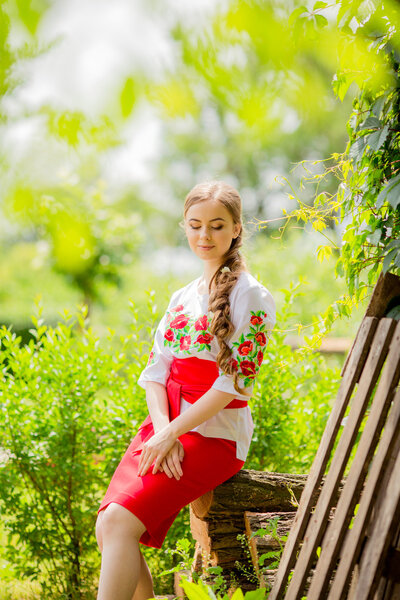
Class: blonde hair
183,181,246,394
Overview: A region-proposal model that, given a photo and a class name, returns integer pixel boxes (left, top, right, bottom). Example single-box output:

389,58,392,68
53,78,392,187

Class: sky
4,0,224,191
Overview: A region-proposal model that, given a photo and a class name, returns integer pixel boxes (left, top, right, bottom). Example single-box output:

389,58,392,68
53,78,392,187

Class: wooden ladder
269,272,400,600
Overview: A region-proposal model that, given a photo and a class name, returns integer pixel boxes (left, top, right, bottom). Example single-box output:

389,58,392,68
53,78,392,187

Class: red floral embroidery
240,360,257,377
194,315,209,331
171,304,184,312
148,351,154,364
170,315,189,329
257,350,264,366
164,329,175,342
230,358,239,371
238,340,254,356
250,315,263,325
255,332,267,346
180,335,191,351
195,333,213,345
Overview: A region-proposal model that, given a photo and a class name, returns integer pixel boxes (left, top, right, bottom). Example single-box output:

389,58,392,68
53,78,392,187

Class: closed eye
190,225,223,230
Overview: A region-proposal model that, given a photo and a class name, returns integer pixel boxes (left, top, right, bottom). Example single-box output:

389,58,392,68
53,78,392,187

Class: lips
198,245,214,250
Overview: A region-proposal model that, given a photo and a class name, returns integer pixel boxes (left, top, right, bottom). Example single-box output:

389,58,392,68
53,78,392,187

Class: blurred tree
0,0,153,311
144,0,354,223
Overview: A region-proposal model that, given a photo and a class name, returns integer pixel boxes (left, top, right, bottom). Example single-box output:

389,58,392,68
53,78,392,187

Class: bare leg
96,503,148,600
132,552,154,600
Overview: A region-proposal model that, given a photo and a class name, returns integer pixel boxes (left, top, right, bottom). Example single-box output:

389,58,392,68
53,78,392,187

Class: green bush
0,285,344,597
248,281,341,473
0,303,151,599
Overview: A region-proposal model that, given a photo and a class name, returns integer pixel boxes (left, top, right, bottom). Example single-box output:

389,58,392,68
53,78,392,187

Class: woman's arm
138,387,238,477
145,381,170,433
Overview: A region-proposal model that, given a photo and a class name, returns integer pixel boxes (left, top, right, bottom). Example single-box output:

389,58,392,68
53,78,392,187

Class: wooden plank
352,448,400,599
328,386,400,599
309,323,400,599
283,318,396,600
341,316,375,377
268,316,378,600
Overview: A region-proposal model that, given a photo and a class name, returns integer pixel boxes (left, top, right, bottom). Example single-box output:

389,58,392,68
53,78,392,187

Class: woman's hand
138,425,179,478
159,440,184,480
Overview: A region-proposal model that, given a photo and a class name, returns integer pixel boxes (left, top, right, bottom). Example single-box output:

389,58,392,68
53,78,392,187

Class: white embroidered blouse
137,271,276,461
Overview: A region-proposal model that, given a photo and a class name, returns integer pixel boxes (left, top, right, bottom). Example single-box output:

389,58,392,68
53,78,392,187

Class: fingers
161,458,174,479
178,441,185,461
138,441,184,479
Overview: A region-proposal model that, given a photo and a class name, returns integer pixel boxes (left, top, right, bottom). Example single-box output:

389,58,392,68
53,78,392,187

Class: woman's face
184,199,241,265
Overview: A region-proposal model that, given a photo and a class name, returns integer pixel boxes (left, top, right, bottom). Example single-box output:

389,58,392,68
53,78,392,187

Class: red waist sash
166,357,248,421
131,357,248,453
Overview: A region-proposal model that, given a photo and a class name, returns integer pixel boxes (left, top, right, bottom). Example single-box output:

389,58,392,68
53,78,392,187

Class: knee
101,503,146,541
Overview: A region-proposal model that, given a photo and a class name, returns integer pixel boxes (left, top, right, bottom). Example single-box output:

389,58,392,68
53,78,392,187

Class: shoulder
231,271,276,324
232,271,275,305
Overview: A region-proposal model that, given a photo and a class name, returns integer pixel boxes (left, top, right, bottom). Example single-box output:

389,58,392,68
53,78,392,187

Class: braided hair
183,181,246,394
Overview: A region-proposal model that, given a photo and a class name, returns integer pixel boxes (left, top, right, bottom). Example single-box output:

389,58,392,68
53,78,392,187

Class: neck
202,260,222,289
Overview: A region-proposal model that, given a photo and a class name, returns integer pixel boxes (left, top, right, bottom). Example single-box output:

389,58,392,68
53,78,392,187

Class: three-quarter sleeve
211,283,276,397
137,292,180,389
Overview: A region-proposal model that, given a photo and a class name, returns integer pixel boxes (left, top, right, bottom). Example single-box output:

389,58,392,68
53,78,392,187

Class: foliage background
0,0,398,597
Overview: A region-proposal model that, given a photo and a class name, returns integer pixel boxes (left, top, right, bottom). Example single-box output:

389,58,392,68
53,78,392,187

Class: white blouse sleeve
137,291,181,389
211,283,276,397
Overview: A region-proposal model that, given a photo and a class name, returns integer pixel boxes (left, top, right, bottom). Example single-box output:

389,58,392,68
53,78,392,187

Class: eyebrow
188,217,226,222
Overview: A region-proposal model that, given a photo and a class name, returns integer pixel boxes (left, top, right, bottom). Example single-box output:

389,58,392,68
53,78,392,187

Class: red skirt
97,358,245,548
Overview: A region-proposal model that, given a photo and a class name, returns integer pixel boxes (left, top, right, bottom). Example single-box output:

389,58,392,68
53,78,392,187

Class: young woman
95,181,276,600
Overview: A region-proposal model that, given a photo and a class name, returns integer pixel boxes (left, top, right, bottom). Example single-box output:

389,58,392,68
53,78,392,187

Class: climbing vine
269,0,400,306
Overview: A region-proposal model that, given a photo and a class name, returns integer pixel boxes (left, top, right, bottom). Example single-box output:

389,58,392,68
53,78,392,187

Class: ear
233,224,241,239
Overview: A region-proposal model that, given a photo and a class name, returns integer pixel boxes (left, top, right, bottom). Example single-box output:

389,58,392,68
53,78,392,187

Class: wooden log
191,470,308,520
244,512,294,572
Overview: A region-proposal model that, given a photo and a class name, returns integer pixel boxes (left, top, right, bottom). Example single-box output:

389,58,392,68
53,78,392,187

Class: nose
199,226,211,240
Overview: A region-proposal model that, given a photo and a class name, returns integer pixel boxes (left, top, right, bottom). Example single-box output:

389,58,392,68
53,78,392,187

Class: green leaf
371,95,386,118
359,116,381,130
244,590,266,600
376,174,400,209
315,14,328,28
349,137,367,161
288,5,308,26
366,124,389,152
231,589,245,600
382,249,397,273
313,0,328,9
180,580,216,600
120,77,136,118
366,229,382,245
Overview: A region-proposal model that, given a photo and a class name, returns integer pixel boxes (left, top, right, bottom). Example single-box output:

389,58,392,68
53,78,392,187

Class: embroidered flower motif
180,335,191,351
164,308,214,353
240,360,257,377
171,304,184,312
250,315,263,325
194,315,209,331
238,340,253,356
195,333,213,345
170,315,190,329
230,358,239,371
162,305,272,383
230,309,272,387
147,350,155,366
255,332,267,346
164,329,175,342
